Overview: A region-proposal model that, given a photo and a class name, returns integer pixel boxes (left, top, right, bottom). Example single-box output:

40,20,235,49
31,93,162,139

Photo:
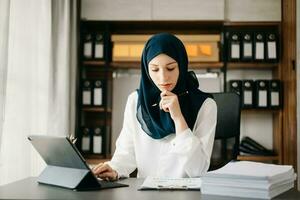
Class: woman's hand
92,162,118,181
160,90,188,133
159,90,183,121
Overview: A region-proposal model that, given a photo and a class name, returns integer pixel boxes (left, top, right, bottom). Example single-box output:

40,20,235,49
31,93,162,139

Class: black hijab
136,33,211,139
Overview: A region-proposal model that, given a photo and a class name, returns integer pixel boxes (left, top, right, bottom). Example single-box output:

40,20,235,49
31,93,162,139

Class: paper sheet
139,177,201,190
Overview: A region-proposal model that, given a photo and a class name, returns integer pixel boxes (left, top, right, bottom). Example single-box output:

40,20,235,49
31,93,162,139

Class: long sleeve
106,93,137,178
158,98,217,177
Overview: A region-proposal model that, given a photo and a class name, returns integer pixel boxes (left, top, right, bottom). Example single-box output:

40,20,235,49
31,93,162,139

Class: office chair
209,92,241,170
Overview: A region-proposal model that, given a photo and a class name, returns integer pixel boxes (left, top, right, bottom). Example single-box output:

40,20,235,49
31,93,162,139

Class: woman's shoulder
200,97,217,113
126,90,139,105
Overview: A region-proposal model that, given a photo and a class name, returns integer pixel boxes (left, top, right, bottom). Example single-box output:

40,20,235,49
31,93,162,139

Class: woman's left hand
159,90,183,121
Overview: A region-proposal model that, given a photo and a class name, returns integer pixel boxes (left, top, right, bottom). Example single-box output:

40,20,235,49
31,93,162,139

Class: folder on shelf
93,127,103,154
241,32,253,61
255,80,269,108
82,80,92,105
93,80,103,106
228,80,242,96
81,127,91,152
94,33,104,59
242,80,255,108
83,33,93,59
266,32,278,62
269,80,282,109
254,32,265,61
228,32,240,61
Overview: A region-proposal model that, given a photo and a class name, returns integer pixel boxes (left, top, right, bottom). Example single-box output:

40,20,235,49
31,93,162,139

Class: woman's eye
151,68,159,72
167,68,175,71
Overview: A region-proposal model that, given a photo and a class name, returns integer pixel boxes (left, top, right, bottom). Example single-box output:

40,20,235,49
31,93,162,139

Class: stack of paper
202,161,295,199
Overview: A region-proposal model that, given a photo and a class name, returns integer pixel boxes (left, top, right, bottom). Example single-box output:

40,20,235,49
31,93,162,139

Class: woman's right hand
92,162,118,181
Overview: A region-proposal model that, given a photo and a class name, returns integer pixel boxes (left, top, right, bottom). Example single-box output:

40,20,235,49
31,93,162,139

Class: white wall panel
81,0,152,20
152,0,224,20
225,0,281,22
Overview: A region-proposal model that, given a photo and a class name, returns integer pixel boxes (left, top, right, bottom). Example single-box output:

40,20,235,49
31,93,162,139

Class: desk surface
0,177,299,200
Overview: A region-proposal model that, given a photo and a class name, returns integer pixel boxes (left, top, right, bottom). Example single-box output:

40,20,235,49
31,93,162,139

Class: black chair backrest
210,92,241,169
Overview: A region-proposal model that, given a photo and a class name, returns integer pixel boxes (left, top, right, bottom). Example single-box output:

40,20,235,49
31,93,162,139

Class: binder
255,80,269,108
93,127,103,154
81,127,91,152
242,80,255,108
254,33,265,61
228,32,240,61
228,80,242,96
266,32,278,62
93,80,103,106
241,32,253,61
82,80,92,105
269,80,282,109
94,33,104,59
83,33,93,59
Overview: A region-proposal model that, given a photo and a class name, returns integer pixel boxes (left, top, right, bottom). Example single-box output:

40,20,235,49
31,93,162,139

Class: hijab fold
137,33,211,139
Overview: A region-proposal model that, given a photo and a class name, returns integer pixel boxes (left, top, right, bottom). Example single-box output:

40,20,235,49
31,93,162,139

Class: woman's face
148,54,179,92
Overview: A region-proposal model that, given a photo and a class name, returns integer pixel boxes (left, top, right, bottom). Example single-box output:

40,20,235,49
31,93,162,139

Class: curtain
0,0,77,185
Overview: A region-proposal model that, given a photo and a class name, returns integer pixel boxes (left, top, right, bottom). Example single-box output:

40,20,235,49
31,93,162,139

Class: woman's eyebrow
166,61,177,66
149,61,176,66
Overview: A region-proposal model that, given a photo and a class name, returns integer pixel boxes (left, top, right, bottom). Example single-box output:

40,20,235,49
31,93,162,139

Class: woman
93,33,217,180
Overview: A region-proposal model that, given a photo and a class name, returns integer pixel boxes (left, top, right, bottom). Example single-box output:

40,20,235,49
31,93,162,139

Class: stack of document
202,161,295,199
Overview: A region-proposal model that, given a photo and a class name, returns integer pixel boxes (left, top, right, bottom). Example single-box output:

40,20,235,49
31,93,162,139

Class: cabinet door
225,0,281,22
81,0,152,20
152,0,224,20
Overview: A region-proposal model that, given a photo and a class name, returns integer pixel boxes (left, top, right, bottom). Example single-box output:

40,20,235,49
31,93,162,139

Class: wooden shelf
82,107,112,113
242,109,281,114
83,60,106,66
237,155,279,162
110,61,224,69
224,22,281,27
189,62,223,69
227,62,278,70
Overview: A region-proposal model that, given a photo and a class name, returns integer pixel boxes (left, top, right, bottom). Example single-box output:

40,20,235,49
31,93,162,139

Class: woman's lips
159,83,172,89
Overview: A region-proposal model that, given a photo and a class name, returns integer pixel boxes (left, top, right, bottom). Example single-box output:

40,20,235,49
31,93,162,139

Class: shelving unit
76,20,284,165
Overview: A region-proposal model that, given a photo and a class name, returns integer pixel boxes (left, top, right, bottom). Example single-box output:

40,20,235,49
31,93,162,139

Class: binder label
93,88,103,106
83,91,91,105
231,44,240,59
271,91,279,106
95,43,104,59
93,135,102,154
255,42,264,60
267,41,277,59
82,136,90,151
258,90,267,107
243,43,252,58
84,42,92,58
244,91,252,105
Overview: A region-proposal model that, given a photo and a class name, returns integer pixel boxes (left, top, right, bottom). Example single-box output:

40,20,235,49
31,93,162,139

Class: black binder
254,32,265,61
269,80,282,109
255,80,269,108
242,80,255,109
94,33,104,60
241,32,253,61
93,80,104,106
28,135,128,190
81,127,91,153
227,32,241,62
83,33,93,60
82,80,92,106
228,80,242,96
92,127,103,154
266,32,278,62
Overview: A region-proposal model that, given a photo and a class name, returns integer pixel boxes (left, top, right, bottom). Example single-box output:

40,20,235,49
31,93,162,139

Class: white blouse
107,91,217,178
